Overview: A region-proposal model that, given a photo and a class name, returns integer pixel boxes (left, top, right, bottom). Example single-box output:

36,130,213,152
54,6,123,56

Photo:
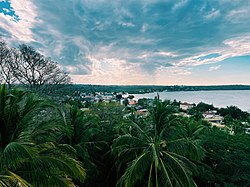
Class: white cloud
1,0,250,85
138,50,178,59
141,23,149,32
176,34,250,67
71,55,155,85
172,0,189,11
127,37,156,45
209,65,221,72
204,9,220,20
155,51,178,57
2,8,10,13
118,21,136,27
226,5,250,23
0,0,39,42
169,68,192,75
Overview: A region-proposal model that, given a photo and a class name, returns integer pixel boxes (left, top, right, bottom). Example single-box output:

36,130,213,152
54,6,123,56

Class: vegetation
0,84,85,186
0,42,250,186
51,84,250,96
1,83,249,186
201,128,250,187
112,99,204,187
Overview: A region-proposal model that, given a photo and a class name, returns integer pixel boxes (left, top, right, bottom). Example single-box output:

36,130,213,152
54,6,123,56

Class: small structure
203,111,224,124
203,110,217,118
211,122,225,128
174,112,191,118
135,109,149,117
80,108,90,112
180,102,195,111
127,100,137,107
245,128,250,134
102,94,114,102
81,96,94,103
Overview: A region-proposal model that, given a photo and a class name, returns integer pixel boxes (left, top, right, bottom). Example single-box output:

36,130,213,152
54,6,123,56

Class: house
81,96,94,103
94,95,103,102
102,94,114,101
135,109,149,117
127,100,137,107
203,110,217,118
203,111,224,124
180,102,195,111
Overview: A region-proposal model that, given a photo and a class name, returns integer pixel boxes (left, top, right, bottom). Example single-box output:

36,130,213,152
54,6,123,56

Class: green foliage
1,83,250,187
112,99,204,187
218,106,249,120
188,102,215,115
0,84,86,186
200,128,250,187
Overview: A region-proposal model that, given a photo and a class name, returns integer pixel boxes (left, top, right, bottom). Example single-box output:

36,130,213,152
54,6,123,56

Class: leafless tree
13,44,70,84
1,42,71,94
0,41,17,87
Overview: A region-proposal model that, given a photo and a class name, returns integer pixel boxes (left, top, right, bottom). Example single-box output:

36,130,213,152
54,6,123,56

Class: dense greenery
0,84,85,186
201,128,250,187
0,84,250,186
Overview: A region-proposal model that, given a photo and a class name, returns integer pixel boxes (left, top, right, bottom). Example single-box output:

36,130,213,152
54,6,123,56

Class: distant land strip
69,84,250,94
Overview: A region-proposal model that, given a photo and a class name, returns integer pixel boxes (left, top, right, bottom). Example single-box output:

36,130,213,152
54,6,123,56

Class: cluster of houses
77,92,150,117
79,93,226,125
76,93,250,133
180,102,225,127
79,92,118,103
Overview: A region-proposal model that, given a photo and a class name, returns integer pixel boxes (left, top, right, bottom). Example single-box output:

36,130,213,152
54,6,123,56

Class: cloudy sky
1,0,250,85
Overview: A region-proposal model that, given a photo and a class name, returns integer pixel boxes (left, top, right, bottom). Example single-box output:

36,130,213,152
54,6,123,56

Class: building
135,109,149,117
203,111,224,124
180,102,195,111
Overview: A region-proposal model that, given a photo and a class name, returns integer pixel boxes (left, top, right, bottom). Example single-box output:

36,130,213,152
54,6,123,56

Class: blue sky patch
0,0,19,22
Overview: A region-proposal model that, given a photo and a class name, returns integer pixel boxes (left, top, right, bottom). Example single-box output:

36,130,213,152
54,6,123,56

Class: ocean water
133,90,250,112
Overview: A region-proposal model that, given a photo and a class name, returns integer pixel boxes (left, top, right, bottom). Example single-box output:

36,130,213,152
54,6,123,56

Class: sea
132,90,250,112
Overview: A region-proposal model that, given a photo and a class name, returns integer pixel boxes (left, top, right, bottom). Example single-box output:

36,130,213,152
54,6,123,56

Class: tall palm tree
0,84,86,186
112,99,204,187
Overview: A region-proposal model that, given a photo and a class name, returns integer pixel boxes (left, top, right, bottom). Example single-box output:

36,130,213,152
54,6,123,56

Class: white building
180,102,195,111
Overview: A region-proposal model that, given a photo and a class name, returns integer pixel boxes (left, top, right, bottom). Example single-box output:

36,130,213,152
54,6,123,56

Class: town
70,91,250,135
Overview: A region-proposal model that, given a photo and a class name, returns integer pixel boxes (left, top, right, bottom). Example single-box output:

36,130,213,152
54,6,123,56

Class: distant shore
70,84,250,94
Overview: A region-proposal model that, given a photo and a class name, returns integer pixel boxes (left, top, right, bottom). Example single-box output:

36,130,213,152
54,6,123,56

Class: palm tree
112,99,204,187
0,84,86,186
65,103,123,187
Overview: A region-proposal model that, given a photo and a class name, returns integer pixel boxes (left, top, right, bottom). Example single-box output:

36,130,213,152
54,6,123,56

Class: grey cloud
1,0,250,76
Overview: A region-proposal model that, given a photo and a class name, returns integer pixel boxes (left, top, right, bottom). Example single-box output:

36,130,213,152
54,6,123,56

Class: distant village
71,91,250,135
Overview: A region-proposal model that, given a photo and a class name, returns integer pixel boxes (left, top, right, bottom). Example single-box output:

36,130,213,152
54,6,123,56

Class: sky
0,0,250,85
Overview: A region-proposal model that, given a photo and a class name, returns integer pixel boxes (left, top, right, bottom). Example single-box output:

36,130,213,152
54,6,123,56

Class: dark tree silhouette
12,44,71,91
0,41,71,93
0,41,17,86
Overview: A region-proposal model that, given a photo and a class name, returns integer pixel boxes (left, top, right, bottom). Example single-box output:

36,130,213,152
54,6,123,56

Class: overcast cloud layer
1,0,250,85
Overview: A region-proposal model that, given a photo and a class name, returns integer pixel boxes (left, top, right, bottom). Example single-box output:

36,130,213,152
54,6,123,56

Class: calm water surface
133,90,250,112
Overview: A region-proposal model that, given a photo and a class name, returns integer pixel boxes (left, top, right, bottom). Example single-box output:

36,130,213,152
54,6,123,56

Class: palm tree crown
112,98,204,187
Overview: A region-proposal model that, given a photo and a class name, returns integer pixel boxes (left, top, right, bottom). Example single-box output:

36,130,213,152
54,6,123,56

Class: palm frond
167,138,205,161
1,142,37,169
117,151,151,187
0,170,30,187
162,151,197,187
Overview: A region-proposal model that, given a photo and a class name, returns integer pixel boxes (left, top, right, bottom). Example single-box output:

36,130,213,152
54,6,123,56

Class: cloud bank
0,0,250,84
